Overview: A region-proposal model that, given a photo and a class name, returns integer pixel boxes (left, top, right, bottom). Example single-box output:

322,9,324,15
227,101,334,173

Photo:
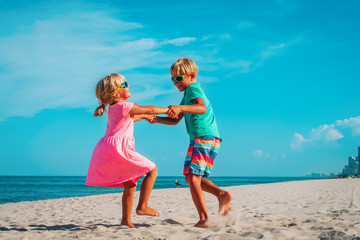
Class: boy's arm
155,113,184,125
168,97,206,118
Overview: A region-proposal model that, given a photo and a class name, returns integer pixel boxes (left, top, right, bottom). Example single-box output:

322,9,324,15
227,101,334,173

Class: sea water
0,176,326,204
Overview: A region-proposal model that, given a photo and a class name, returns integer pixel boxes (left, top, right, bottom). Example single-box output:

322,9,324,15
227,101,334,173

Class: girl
86,73,168,228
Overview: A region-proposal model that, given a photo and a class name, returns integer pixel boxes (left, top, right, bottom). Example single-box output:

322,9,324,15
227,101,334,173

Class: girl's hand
145,115,157,124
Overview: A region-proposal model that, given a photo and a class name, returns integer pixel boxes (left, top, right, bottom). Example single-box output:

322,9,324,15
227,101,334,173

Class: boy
154,58,233,228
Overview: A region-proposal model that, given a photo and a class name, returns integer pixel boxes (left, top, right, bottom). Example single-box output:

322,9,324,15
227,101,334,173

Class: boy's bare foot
121,220,135,228
194,219,211,228
136,206,160,216
218,191,233,216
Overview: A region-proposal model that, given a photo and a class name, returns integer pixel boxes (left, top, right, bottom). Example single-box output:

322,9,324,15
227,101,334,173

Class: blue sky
0,0,359,177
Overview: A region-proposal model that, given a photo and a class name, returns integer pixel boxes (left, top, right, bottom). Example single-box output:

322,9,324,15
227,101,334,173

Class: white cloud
0,8,197,120
253,149,272,158
0,3,305,121
290,133,311,150
261,43,286,58
229,60,253,73
203,36,301,77
220,34,232,40
66,38,159,53
256,36,303,68
310,124,343,141
201,35,214,41
163,37,196,46
335,117,360,136
290,116,360,150
253,43,284,68
253,149,263,157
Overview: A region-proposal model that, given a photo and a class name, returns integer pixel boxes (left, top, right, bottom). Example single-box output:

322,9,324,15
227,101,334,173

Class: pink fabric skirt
86,136,155,187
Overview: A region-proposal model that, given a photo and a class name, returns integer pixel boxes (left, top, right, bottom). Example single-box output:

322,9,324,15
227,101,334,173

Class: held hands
167,105,180,119
145,115,157,124
144,105,180,124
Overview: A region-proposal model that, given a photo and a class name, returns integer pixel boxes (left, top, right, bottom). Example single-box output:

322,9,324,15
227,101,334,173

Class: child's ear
112,91,121,98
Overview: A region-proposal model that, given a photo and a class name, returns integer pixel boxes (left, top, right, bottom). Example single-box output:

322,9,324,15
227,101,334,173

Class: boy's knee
185,175,190,184
185,174,200,185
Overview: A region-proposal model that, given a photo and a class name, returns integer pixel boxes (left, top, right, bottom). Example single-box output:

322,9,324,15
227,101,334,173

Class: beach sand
1,179,359,239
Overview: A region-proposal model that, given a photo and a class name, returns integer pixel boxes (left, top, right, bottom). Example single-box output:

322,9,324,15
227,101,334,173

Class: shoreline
1,179,359,239
0,176,332,204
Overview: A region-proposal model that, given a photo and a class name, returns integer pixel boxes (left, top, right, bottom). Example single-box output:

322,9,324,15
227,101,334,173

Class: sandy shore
1,179,360,240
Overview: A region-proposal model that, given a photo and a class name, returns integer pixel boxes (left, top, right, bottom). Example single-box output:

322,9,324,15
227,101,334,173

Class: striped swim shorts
183,136,221,177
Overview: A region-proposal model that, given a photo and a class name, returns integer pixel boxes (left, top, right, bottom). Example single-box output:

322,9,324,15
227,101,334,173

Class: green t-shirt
180,82,221,140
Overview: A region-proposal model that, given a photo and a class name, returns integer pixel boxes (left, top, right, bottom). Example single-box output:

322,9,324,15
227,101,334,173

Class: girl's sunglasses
110,81,128,95
171,74,192,83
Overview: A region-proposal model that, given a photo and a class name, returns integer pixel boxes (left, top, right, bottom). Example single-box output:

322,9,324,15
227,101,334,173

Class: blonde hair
170,58,198,76
93,73,126,117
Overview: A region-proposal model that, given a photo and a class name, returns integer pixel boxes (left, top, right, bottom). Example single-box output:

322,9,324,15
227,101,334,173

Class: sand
0,179,359,240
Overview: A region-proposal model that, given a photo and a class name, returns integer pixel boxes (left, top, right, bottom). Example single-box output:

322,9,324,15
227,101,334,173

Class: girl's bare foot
218,191,233,216
121,220,135,228
136,206,160,216
194,219,211,228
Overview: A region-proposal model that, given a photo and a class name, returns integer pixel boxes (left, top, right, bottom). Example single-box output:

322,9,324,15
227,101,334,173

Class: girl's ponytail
93,103,106,117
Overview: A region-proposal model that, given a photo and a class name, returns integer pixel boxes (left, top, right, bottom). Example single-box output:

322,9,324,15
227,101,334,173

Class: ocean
0,176,327,204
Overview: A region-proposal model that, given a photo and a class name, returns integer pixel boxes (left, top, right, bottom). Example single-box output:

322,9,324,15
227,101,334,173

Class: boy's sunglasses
110,81,128,95
171,74,192,83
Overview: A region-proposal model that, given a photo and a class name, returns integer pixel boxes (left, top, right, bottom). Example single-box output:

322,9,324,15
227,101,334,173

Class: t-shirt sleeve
187,87,203,103
122,102,134,118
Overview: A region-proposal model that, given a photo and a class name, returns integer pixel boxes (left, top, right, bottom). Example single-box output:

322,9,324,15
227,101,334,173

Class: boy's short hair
170,58,198,76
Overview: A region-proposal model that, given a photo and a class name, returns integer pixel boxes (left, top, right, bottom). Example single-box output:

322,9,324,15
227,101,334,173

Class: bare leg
136,166,160,216
186,174,211,228
121,181,136,227
200,178,233,216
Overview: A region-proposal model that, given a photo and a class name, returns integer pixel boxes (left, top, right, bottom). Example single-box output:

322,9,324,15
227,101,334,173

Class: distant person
86,73,169,228
152,58,233,228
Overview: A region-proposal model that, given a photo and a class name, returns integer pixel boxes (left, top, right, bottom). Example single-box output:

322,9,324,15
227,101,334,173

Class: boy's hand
167,105,181,119
145,115,157,124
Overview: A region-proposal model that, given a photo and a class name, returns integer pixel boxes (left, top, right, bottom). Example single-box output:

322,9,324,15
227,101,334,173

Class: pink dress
86,102,155,187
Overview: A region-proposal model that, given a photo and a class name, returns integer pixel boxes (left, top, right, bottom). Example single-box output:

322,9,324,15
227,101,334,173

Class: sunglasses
110,81,128,95
171,74,192,83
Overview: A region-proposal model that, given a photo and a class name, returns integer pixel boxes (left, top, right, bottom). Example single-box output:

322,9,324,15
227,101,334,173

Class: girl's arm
155,113,184,125
133,114,155,122
128,104,168,119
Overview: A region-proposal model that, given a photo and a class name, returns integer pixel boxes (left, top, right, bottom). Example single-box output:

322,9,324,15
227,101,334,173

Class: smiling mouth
174,83,185,91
